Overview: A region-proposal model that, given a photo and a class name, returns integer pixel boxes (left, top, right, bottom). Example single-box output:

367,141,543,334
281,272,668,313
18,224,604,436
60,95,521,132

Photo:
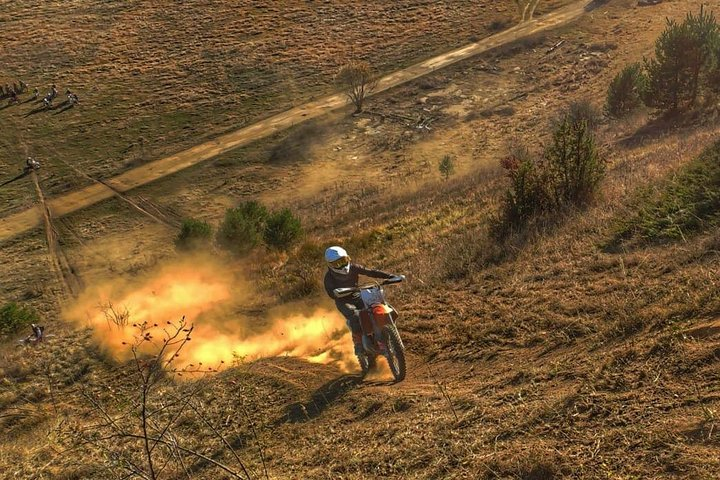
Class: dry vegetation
2,0,720,479
0,0,572,216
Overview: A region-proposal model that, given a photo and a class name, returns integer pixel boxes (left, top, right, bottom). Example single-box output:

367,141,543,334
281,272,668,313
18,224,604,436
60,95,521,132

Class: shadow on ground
286,373,364,423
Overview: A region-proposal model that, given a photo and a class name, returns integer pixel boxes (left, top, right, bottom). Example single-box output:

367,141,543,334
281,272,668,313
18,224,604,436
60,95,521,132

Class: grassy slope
2,1,720,479
2,124,718,479
611,140,720,246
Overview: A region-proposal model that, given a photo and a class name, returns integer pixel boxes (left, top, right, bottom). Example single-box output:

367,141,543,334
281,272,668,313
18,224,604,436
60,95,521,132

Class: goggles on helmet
328,256,350,269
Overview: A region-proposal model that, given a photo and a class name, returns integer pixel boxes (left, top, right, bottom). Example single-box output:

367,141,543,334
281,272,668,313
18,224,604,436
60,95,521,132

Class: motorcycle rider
324,246,397,356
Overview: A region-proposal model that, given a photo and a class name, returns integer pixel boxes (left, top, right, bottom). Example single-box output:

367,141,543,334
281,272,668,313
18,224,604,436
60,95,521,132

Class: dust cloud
63,255,356,372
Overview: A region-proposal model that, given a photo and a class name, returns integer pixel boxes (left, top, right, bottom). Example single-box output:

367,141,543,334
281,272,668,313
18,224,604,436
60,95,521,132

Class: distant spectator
32,87,39,100
31,324,45,342
24,157,41,173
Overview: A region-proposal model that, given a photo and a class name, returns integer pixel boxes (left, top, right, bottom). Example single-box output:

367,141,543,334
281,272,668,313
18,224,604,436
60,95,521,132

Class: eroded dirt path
29,171,83,299
0,0,595,242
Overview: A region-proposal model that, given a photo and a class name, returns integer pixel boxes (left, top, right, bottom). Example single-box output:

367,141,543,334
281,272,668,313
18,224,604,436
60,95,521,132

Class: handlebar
333,275,405,299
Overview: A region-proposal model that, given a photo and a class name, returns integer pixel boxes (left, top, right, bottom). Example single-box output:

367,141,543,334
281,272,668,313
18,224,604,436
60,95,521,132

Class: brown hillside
1,0,719,479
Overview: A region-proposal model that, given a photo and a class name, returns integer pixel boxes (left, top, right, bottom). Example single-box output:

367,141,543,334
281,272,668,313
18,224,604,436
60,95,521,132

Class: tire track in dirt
54,157,181,229
30,170,83,300
0,0,597,242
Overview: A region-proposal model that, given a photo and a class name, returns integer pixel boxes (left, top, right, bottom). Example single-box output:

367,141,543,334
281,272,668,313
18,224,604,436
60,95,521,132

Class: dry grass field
0,0,573,216
1,0,719,478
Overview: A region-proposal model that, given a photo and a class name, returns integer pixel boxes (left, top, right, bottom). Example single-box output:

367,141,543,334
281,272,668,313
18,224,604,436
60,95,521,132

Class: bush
500,146,550,228
644,7,720,112
174,218,212,251
282,241,324,299
216,201,268,255
263,208,303,250
498,118,605,232
605,63,648,118
0,302,39,336
438,154,455,180
236,200,268,230
545,116,605,206
609,139,720,246
565,98,602,130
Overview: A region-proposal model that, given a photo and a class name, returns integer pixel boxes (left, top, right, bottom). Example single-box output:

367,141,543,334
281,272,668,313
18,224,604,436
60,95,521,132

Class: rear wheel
383,325,406,382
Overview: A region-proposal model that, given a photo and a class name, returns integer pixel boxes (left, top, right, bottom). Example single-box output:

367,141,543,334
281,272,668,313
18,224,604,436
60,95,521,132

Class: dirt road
0,0,596,242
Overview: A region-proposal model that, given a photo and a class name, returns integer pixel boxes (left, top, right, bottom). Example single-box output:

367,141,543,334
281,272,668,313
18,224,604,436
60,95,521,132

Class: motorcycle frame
357,285,399,355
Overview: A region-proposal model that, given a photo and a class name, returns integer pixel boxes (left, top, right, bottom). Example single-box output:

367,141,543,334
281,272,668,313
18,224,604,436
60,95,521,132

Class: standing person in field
323,246,397,355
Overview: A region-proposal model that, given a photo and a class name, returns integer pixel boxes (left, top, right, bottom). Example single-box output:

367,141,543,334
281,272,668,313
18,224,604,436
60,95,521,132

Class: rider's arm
354,264,395,280
323,271,338,299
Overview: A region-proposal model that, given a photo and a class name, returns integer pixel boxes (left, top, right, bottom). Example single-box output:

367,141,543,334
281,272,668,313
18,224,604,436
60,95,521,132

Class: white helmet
325,246,351,275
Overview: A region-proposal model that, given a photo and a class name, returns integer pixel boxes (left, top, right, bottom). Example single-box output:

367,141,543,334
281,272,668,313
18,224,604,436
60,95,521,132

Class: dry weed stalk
69,317,255,479
426,362,459,423
100,301,130,329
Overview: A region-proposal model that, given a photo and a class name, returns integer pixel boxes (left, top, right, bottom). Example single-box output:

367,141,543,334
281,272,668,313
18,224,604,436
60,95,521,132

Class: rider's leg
335,300,364,355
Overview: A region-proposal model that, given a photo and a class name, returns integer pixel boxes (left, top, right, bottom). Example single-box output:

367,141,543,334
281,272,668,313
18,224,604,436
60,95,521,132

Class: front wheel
383,325,406,382
357,353,376,376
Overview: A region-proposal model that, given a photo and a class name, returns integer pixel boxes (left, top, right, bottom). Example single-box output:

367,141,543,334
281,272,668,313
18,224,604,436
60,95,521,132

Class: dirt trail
0,0,595,243
29,171,83,299
54,157,180,229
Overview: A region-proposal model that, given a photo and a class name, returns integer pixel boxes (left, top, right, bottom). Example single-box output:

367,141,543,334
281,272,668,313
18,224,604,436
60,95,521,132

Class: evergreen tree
645,7,719,112
605,63,647,118
544,117,604,206
438,154,455,181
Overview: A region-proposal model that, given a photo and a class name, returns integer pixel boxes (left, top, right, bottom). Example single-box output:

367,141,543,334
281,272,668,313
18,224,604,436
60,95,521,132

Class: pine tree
544,117,604,206
605,63,647,118
645,7,719,112
438,154,455,181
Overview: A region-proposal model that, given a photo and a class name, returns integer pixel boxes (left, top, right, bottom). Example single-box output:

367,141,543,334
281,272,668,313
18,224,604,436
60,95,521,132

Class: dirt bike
334,275,407,382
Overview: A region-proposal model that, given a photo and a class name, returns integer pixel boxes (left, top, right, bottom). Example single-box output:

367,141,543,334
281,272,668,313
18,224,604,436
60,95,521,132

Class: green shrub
174,218,213,251
263,208,303,250
609,140,720,246
605,63,648,118
216,201,268,255
545,117,605,206
438,154,455,180
498,119,605,233
500,146,550,228
644,7,720,112
0,302,39,336
236,200,268,230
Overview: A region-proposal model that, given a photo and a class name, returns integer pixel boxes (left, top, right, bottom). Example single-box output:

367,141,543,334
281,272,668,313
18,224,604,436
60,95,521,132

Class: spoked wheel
383,325,406,382
357,353,377,377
